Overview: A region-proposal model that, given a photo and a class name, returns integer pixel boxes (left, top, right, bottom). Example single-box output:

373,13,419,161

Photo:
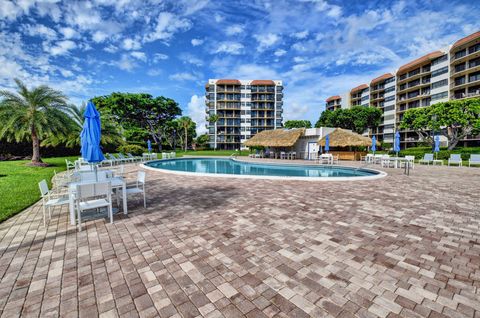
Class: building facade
205,79,283,150
323,30,480,147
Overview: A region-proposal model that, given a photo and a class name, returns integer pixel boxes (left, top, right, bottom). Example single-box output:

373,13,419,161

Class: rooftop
350,84,368,94
451,30,480,50
370,73,394,85
326,95,341,102
397,51,445,74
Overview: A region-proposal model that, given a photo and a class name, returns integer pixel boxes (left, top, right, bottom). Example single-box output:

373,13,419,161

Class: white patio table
383,157,408,168
67,176,127,225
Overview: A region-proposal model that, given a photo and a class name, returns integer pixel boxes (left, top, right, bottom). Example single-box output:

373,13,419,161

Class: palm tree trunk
31,126,42,164
184,127,188,152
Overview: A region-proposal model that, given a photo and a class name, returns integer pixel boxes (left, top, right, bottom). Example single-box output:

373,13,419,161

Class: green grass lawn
0,156,77,223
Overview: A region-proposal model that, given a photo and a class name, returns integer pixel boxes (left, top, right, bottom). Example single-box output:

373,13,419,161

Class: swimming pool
143,158,386,181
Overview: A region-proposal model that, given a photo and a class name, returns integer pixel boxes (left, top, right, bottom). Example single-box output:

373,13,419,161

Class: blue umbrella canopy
325,135,330,152
80,101,105,163
147,139,152,152
371,135,377,152
434,135,440,153
394,131,400,153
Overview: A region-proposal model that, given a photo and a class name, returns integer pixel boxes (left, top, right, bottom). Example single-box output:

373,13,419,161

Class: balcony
452,90,480,100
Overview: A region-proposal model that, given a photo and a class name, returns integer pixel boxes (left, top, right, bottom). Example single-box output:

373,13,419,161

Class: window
469,57,480,68
431,79,448,89
468,43,480,54
431,54,447,65
385,77,395,84
385,95,395,102
431,66,448,77
383,114,395,121
240,85,245,89
431,91,448,100
385,86,395,93
469,71,480,82
361,95,369,101
454,49,466,60
384,105,395,112
383,124,394,130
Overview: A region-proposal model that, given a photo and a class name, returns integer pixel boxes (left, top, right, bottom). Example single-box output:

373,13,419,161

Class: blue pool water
146,158,382,179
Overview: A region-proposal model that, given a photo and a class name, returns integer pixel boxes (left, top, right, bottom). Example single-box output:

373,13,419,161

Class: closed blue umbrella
434,134,440,159
80,101,105,163
394,131,400,156
371,135,377,153
147,139,152,153
325,134,330,153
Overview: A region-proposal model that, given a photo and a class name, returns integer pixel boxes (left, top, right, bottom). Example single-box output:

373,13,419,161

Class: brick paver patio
0,160,479,318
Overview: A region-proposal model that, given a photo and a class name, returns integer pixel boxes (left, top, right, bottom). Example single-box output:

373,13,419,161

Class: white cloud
104,44,118,53
254,33,279,51
60,69,74,77
122,38,141,50
116,54,137,71
180,0,210,15
92,31,108,43
147,69,162,76
213,42,244,55
293,30,309,39
153,53,169,62
214,13,224,23
24,24,57,40
0,0,24,21
274,49,287,57
191,38,204,46
49,40,76,56
131,51,146,62
186,95,207,135
169,72,198,81
59,27,79,39
179,53,203,66
143,12,191,43
225,24,244,36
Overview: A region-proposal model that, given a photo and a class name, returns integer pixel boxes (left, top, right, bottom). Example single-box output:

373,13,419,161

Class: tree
400,98,480,149
315,107,382,134
42,103,124,148
176,116,195,151
92,93,182,150
207,114,219,150
0,79,70,165
284,120,312,129
194,134,210,149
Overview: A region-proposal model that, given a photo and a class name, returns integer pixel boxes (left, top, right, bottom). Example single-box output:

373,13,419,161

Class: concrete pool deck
0,160,479,317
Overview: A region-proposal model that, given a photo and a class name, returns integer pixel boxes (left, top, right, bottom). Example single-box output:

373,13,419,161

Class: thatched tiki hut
318,128,379,160
244,128,305,154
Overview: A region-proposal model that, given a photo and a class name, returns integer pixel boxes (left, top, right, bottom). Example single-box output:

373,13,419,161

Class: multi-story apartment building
325,92,350,111
205,79,283,150
396,50,449,145
350,84,369,107
370,73,396,143
323,30,479,147
450,31,480,101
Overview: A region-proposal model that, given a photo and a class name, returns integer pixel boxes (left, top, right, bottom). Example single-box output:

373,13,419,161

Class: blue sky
1,0,479,134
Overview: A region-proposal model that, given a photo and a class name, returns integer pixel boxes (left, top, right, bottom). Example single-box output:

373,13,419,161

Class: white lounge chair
419,153,434,165
38,180,69,226
469,154,480,167
448,154,462,166
75,181,113,231
400,155,415,169
127,153,142,162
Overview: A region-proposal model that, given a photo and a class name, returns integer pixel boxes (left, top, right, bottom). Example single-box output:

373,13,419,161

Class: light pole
431,114,437,152
173,128,177,152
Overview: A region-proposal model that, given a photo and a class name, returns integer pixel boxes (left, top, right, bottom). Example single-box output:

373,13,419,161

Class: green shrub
117,144,145,155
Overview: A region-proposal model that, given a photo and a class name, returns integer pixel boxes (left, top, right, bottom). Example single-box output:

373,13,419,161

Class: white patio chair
332,155,339,164
162,152,168,159
127,153,142,162
419,153,434,165
290,152,296,160
123,171,146,208
118,153,134,163
400,155,415,169
38,180,69,226
75,181,113,231
170,152,175,158
363,154,374,163
280,151,286,159
468,154,480,167
448,154,462,167
381,155,393,168
65,159,75,173
373,154,383,164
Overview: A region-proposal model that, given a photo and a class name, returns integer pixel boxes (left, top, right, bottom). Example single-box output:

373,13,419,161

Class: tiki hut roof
318,128,380,147
244,128,305,147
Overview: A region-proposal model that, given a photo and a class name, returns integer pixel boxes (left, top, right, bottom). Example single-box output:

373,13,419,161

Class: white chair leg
42,204,46,227
143,192,146,208
48,206,52,219
77,208,82,232
109,204,113,224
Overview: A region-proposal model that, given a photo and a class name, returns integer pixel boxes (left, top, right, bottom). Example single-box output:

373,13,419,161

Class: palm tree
177,116,194,151
208,114,219,150
0,79,70,165
42,103,124,148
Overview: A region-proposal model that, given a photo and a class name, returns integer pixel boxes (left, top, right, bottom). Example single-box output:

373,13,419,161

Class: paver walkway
0,161,479,318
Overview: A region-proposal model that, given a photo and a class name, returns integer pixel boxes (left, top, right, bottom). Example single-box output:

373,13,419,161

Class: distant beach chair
419,153,434,165
468,154,480,167
448,154,462,167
